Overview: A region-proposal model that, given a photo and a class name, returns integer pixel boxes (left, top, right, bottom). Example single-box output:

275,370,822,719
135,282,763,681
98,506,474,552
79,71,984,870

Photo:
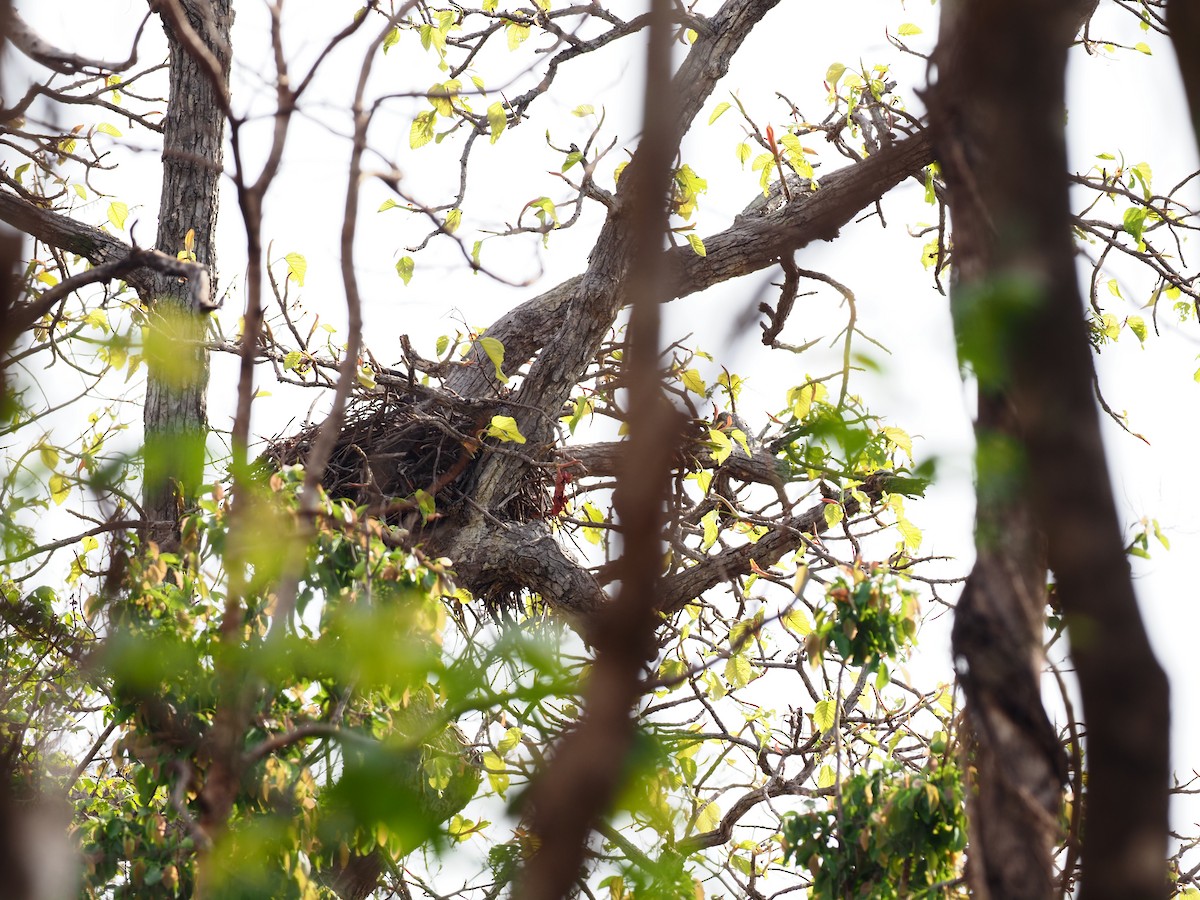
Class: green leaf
681,368,706,394
735,142,751,166
696,800,721,832
49,473,70,505
813,698,835,733
487,101,507,143
701,508,719,550
724,653,754,688
478,335,509,383
823,501,844,528
415,489,436,522
378,199,402,212
436,334,450,356
444,208,462,234
410,110,436,149
107,201,129,230
382,27,400,53
817,764,836,789
897,517,922,552
1130,162,1153,200
1123,207,1147,241
708,101,731,125
284,252,307,286
1127,315,1147,342
896,23,922,35
687,233,706,256
881,426,912,458
482,751,509,796
782,608,811,636
825,62,846,85
486,415,525,444
1152,519,1170,550
39,444,60,469
708,428,732,464
283,350,304,372
506,21,530,51
396,256,415,285
1101,312,1120,340
497,727,523,756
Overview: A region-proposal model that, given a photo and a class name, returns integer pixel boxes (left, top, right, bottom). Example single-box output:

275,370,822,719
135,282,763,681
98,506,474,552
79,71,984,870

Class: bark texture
142,0,231,549
929,1,1170,897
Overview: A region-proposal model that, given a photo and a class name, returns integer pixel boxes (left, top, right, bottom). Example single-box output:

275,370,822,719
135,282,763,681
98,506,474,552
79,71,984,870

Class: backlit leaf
285,252,307,286
487,415,525,444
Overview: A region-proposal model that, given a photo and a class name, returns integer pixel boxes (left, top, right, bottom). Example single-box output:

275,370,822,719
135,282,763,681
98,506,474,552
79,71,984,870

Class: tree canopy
0,1,1197,899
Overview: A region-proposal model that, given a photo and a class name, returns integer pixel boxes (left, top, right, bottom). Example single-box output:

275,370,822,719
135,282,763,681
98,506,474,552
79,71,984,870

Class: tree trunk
929,1,1170,898
142,0,231,549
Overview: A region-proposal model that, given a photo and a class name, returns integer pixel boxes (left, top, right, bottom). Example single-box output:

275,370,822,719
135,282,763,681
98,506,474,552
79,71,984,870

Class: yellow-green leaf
701,508,719,550
724,653,754,688
1134,41,1152,55
896,23,922,35
708,101,731,125
708,428,732,464
39,444,60,469
1127,315,1147,342
50,473,70,505
823,501,844,528
444,208,462,234
687,233,706,257
881,426,912,458
497,726,522,756
825,62,846,86
478,336,508,383
681,368,706,395
285,252,306,286
506,21,530,51
81,534,99,553
487,415,525,444
396,256,414,285
96,122,122,137
572,104,594,117
107,201,129,230
487,101,507,143
813,698,835,733
817,764,836,789
410,110,436,149
696,800,721,832
782,608,811,636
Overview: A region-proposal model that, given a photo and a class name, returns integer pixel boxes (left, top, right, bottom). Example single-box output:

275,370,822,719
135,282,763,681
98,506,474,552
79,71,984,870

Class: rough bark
929,1,1170,898
511,2,797,896
142,0,231,549
1167,1,1200,146
431,129,932,616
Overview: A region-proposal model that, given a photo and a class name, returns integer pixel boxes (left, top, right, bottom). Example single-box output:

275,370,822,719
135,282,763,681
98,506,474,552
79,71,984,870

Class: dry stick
266,1,417,639
514,2,679,898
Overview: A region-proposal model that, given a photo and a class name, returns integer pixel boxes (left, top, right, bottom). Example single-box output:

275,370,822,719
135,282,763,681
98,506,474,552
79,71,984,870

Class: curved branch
446,130,934,400
659,470,894,614
8,9,148,75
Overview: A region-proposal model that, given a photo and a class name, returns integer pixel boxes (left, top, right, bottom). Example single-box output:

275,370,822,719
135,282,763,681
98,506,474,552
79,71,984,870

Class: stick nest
262,393,547,527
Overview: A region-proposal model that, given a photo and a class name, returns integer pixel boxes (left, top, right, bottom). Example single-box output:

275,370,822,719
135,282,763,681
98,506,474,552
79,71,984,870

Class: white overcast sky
8,0,1200,842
